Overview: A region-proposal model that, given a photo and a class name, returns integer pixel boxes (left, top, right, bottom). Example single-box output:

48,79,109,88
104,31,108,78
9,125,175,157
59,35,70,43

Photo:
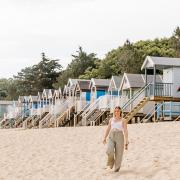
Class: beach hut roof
51,89,55,94
141,56,180,70
44,89,49,93
24,96,30,102
71,79,78,85
18,96,29,103
38,92,43,99
126,74,144,88
29,95,38,102
42,89,49,96
67,79,79,87
42,89,52,98
48,89,55,99
111,76,123,89
90,78,110,87
53,89,62,98
18,96,24,102
66,79,81,94
59,88,62,95
120,73,163,89
76,80,91,90
63,85,69,95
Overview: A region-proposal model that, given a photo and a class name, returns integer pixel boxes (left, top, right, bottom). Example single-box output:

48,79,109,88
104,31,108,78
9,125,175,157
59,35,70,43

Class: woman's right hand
103,138,107,145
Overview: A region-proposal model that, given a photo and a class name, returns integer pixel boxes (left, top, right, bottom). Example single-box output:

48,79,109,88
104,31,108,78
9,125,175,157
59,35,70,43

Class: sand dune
0,122,180,180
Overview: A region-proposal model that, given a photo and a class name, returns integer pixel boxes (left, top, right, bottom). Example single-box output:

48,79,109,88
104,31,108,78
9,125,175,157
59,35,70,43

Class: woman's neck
114,116,121,120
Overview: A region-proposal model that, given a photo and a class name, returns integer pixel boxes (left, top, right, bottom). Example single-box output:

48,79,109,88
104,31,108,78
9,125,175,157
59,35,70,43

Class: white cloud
0,0,180,78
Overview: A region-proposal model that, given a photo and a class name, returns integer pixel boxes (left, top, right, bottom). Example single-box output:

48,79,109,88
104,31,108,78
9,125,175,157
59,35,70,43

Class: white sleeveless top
111,118,124,131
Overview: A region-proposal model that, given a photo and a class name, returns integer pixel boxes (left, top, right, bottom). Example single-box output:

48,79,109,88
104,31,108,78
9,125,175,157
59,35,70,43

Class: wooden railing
147,83,173,97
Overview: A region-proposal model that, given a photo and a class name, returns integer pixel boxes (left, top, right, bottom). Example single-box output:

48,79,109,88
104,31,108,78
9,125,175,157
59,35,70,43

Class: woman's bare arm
103,119,111,144
123,120,129,146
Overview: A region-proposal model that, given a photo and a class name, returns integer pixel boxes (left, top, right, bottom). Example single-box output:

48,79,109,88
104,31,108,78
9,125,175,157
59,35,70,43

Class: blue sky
0,0,180,78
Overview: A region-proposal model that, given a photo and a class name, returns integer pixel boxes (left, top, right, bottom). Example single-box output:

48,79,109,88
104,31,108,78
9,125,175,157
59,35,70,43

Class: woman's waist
110,128,123,133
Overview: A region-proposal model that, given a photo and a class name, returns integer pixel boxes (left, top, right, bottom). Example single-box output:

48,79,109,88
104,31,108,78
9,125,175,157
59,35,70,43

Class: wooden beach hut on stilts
140,56,180,122
119,73,162,123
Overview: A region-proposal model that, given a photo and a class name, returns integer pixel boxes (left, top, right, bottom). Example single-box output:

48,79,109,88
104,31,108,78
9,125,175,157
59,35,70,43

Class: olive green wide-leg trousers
106,130,124,171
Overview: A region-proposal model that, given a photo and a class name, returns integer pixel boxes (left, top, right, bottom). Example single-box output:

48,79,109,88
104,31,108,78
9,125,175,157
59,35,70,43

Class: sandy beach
0,122,180,180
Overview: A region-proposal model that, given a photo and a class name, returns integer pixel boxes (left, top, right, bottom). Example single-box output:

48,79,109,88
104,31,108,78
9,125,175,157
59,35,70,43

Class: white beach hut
141,56,180,120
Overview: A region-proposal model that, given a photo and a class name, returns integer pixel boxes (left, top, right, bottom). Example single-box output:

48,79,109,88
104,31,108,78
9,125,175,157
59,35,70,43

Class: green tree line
0,27,180,100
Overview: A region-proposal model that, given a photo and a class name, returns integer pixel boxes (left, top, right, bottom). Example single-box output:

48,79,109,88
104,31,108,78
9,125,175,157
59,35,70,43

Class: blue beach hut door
97,90,106,98
86,91,91,102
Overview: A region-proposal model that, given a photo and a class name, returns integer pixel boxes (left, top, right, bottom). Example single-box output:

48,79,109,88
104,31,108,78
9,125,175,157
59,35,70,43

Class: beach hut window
86,91,91,101
125,91,130,99
34,103,38,109
97,90,106,98
76,91,80,100
0,105,6,118
92,87,96,92
112,90,118,96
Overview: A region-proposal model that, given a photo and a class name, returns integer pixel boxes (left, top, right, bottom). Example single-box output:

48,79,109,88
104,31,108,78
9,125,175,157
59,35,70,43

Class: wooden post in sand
137,117,140,123
131,117,135,124
74,116,76,127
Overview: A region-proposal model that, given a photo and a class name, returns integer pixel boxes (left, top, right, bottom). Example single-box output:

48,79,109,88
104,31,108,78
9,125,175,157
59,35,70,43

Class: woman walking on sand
103,106,129,172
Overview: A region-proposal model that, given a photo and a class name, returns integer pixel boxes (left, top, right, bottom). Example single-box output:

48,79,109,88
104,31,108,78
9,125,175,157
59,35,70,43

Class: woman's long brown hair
113,106,122,118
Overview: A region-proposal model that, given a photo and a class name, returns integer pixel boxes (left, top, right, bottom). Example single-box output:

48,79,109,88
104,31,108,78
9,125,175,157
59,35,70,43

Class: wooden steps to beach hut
0,119,8,128
174,115,180,121
89,110,106,126
85,109,112,126
55,110,68,127
74,111,84,126
22,115,36,128
123,97,149,123
39,112,52,128
23,115,39,128
22,112,48,129
100,112,113,125
55,106,75,127
32,112,48,128
15,116,26,128
0,118,15,128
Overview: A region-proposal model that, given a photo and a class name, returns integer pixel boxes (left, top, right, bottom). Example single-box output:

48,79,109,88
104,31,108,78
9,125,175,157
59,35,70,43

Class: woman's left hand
125,143,129,150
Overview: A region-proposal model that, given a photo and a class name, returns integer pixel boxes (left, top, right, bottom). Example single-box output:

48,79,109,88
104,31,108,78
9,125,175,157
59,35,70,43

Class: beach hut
42,89,55,105
42,89,49,105
141,56,180,98
29,96,38,109
121,56,180,123
37,92,43,108
74,80,91,112
66,78,79,97
37,91,47,116
141,56,180,120
0,100,19,128
42,89,52,112
119,73,163,122
53,88,62,104
48,89,55,105
75,80,91,101
0,101,15,119
17,96,30,117
89,78,110,102
29,95,38,115
63,85,69,98
108,76,122,96
120,73,162,101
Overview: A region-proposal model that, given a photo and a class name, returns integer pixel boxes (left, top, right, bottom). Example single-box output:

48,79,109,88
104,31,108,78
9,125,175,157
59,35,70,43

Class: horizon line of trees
0,26,180,100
